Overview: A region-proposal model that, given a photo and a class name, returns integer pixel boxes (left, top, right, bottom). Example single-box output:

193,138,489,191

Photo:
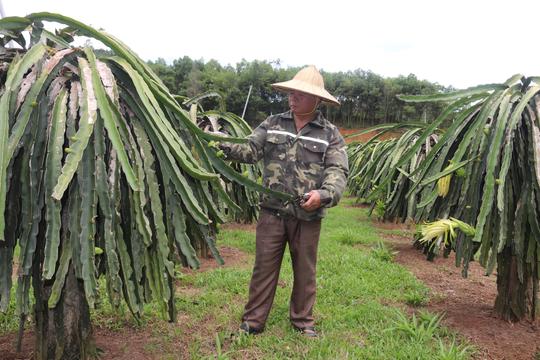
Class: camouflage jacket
222,110,349,221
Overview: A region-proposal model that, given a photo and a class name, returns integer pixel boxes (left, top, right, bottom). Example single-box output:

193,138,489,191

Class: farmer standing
219,66,348,337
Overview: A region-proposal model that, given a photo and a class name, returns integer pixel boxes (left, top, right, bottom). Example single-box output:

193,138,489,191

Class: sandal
293,325,318,338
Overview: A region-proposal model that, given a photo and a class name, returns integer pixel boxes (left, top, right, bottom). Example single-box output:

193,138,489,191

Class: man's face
288,90,319,115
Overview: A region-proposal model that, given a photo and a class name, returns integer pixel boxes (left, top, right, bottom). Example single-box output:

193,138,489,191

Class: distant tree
147,58,176,91
146,57,449,128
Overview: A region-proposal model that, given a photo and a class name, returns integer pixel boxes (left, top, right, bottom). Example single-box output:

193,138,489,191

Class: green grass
0,199,473,359
178,198,473,359
0,245,29,334
0,287,21,334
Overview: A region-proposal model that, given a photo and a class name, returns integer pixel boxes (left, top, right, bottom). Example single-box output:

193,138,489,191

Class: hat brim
272,79,340,106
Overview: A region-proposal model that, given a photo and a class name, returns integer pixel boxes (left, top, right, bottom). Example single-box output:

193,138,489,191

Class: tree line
148,57,452,128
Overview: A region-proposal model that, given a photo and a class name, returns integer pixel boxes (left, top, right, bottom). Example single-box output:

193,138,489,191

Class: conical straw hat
272,65,340,106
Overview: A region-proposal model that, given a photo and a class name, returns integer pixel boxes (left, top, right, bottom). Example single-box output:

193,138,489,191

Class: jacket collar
281,110,325,128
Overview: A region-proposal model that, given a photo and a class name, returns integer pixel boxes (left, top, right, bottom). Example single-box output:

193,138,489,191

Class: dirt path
377,221,540,360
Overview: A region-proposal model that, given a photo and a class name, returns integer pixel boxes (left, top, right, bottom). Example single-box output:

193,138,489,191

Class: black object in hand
294,193,311,207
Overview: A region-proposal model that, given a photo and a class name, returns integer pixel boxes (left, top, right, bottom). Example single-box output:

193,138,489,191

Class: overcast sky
4,0,540,89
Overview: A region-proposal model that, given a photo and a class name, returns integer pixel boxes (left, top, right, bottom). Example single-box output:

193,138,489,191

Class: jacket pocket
265,133,289,160
300,140,327,164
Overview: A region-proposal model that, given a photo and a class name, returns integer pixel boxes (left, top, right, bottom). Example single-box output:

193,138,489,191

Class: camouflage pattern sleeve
220,118,270,164
318,128,349,207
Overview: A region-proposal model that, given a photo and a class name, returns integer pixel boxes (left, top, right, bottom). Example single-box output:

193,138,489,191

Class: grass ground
0,198,473,359
177,198,472,359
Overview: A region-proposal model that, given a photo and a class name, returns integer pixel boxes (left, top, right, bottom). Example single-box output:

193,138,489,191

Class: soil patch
340,127,402,144
374,219,412,232
378,222,540,360
343,200,370,209
0,327,173,360
189,245,251,274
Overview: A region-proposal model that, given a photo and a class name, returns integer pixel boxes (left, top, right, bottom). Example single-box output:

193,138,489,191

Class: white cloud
4,0,540,88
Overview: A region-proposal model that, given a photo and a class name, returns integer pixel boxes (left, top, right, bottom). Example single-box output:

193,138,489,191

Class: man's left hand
301,190,322,212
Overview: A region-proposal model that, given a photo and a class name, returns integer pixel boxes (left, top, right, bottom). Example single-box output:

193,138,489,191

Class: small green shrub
337,229,366,246
374,199,386,219
437,338,474,360
405,289,429,307
385,310,443,342
371,240,396,262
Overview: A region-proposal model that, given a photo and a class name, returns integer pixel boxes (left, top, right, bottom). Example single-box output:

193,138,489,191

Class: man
220,65,348,337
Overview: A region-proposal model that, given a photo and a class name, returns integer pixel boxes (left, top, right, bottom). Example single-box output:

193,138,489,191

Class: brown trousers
242,210,322,330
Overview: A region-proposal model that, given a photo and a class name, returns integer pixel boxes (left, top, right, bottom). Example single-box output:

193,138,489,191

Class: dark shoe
239,321,263,335
293,325,318,338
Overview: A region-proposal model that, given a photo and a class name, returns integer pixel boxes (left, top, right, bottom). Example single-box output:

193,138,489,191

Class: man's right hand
300,191,322,212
